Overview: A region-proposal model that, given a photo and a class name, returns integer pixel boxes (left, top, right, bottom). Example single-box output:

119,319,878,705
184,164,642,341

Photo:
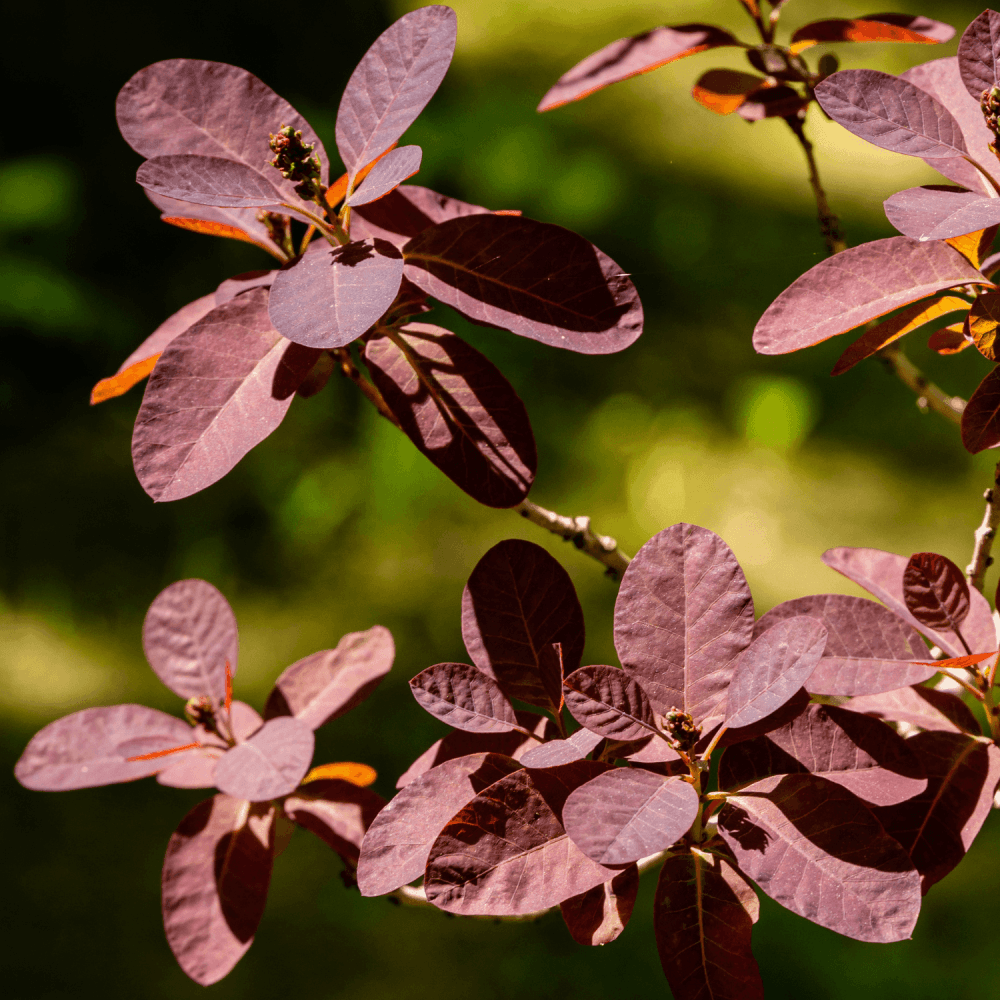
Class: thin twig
334,348,400,427
875,344,966,426
514,499,631,578
785,114,847,256
966,463,1000,592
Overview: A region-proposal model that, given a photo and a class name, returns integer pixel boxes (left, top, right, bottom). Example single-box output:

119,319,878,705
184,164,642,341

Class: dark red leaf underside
563,664,657,741
902,552,971,635
282,779,385,863
843,683,980,734
958,9,1000,100
962,365,1000,452
560,865,639,946
213,716,314,801
884,185,1000,241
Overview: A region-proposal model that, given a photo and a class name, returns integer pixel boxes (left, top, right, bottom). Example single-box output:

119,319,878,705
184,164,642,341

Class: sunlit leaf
346,145,422,207
958,9,1000,100
282,778,384,862
903,552,971,635
884,185,1000,241
563,664,658,741
518,728,603,768
790,16,954,50
213,716,314,801
842,684,980,735
928,321,972,354
301,762,377,787
692,70,768,115
968,289,1000,359
409,661,522,734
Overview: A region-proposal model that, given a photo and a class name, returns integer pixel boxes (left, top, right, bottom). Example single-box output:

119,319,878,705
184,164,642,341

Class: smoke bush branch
967,462,1000,592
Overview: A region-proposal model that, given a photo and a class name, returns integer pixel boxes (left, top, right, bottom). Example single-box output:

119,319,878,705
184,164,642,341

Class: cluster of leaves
753,9,1000,453
354,525,1000,999
97,5,642,508
14,579,394,985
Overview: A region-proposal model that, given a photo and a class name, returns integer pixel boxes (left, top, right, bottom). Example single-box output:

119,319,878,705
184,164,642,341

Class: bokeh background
3,1,998,996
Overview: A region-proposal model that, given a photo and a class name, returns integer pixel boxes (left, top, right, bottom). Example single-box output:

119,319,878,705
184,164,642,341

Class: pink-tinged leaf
563,664,658,741
692,70,768,115
462,539,585,710
814,69,968,159
753,594,935,696
884,185,1000,241
737,85,810,121
364,323,537,507
725,617,827,729
214,717,315,801
162,794,274,985
903,552,971,637
561,865,639,947
409,662,521,734
229,700,263,742
267,238,403,349
962,365,1000,452
14,704,195,791
352,185,491,249
346,145,422,207
822,545,996,656
137,154,285,210
357,752,521,896
132,289,320,501
403,215,643,354
720,703,927,806
753,237,987,355
719,774,921,942
537,24,741,112
519,728,603,768
142,578,238,702
844,684,980,735
720,688,811,748
263,625,393,730
146,191,281,256
563,768,700,864
873,731,1000,891
614,524,754,724
215,270,276,306
336,6,456,180
791,16,954,48
424,762,620,914
157,746,224,789
282,778,385,862
654,849,763,1000
622,733,683,764
958,9,1000,100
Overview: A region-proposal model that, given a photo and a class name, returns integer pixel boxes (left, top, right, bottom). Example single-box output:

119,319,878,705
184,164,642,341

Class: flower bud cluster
269,125,323,200
662,707,701,752
981,86,1000,154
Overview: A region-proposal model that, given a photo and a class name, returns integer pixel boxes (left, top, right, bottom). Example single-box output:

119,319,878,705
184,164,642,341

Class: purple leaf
753,594,935,696
263,625,393,730
145,191,280,255
614,524,754,724
902,552,971,635
842,683,980,734
884,185,1000,240
720,703,927,806
346,145,422,207
519,728,603,768
267,238,403,349
215,270,277,306
402,215,643,354
156,746,224,789
336,6,456,180
409,662,521,733
462,539,585,710
142,578,238,702
356,752,521,896
562,767,700,864
873,731,1000,891
137,155,286,210
962,364,1000,452
424,762,621,914
563,664,658,741
537,24,740,112
213,717,315,801
753,237,987,355
654,849,763,1000
161,794,274,985
282,779,385,863
621,734,682,764
719,774,921,942
958,9,1000,100
814,69,968,159
364,323,537,507
229,700,263,741
132,289,320,501
725,617,827,729
14,704,196,791
720,687,811,748
352,184,492,249
561,865,639,947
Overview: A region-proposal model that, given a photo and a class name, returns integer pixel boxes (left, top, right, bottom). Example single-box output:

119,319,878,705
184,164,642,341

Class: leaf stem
698,724,729,764
334,347,400,426
938,667,984,699
784,113,846,255
874,343,966,426
966,463,1000,592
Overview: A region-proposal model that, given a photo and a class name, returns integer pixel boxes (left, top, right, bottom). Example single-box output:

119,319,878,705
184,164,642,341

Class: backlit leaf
352,184,491,249
791,16,954,49
409,662,521,733
326,144,398,208
137,154,286,210
736,85,809,121
563,664,658,741
146,190,281,256
519,728,603,768
346,145,422,207
691,70,768,115
213,716,314,801
843,684,980,735
537,25,741,112
945,226,997,268
968,289,1000,359
281,778,384,862
958,9,1000,100
928,321,973,353
903,552,971,635
301,762,377,787
962,364,1000,451
884,185,1000,241
561,865,639,947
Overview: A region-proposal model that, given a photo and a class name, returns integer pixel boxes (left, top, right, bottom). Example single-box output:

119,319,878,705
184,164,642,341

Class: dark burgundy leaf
962,364,1000,452
843,683,980,734
791,16,954,47
132,289,319,502
356,752,521,896
142,578,238,702
560,865,638,946
462,538,585,709
903,552,971,637
753,594,935,696
614,524,754,724
137,154,286,209
263,625,393,730
537,25,740,112
725,617,827,729
409,662,521,733
691,70,768,115
720,703,926,806
883,185,1000,240
215,270,277,306
403,215,643,354
336,6,456,180
720,687,811,747
145,191,281,255
719,774,921,941
267,238,404,350
346,145,422,207
562,767,699,864
736,86,810,122
161,794,274,985
654,849,763,1000
213,716,314,801
424,763,620,914
282,778,385,863
753,237,987,354
364,323,537,507
563,664,658,741
352,185,491,249
621,734,682,764
14,704,195,791
519,728,603,768
958,9,1000,100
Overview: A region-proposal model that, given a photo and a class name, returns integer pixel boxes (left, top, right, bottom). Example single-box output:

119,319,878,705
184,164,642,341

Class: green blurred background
4,0,999,996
